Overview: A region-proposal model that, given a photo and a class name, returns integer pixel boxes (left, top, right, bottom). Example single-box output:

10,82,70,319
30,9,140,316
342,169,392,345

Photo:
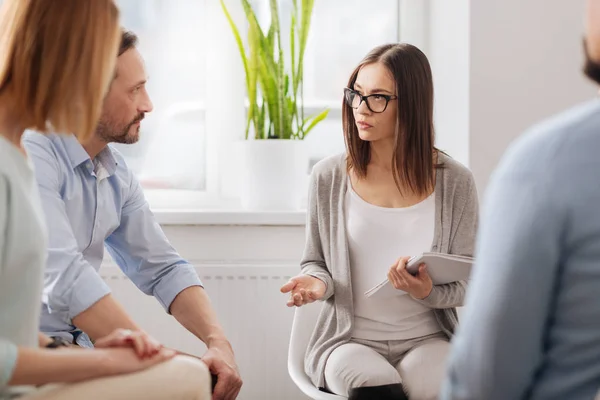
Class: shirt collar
96,146,118,176
62,134,118,176
62,134,90,169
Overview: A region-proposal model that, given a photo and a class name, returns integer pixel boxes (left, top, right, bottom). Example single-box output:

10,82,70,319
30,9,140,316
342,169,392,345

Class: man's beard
583,39,600,85
96,113,144,144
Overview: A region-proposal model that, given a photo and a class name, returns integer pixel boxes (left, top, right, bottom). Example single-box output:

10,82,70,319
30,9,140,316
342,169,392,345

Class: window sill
151,208,307,226
144,190,307,226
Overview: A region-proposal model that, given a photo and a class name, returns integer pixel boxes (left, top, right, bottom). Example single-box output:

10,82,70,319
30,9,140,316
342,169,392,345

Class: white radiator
101,263,309,400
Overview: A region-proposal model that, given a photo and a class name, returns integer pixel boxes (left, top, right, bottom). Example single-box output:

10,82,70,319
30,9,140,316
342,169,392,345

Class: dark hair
343,43,439,197
119,30,138,56
583,39,600,85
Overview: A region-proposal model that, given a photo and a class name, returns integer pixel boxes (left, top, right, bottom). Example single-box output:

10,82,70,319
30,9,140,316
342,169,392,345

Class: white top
345,181,441,340
0,136,47,396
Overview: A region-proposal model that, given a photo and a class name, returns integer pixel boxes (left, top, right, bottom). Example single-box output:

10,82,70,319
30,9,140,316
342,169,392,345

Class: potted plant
221,0,329,210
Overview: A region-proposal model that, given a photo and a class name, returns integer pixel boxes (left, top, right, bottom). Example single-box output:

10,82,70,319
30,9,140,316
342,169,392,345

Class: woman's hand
387,257,433,300
99,347,176,376
95,329,163,359
38,332,53,348
280,275,327,307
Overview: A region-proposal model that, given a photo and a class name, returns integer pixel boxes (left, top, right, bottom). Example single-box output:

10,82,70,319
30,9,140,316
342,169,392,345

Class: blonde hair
0,0,120,142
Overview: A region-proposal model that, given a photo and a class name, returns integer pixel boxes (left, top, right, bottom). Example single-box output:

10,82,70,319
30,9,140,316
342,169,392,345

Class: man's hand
387,257,433,300
201,339,242,400
95,328,163,359
169,286,242,398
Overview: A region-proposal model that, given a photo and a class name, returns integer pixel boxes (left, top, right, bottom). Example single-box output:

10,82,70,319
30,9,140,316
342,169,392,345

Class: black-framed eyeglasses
343,87,397,113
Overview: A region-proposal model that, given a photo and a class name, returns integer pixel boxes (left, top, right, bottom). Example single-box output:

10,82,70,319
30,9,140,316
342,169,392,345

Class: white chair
288,302,347,400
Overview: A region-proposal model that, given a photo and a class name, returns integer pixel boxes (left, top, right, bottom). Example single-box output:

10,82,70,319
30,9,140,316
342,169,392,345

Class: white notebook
364,252,474,298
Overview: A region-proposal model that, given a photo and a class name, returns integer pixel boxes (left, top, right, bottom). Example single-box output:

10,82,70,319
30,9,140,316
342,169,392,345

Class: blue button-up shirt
22,132,203,346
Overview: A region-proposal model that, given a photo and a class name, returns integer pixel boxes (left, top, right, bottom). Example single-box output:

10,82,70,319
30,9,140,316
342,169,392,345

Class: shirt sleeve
414,174,479,309
104,173,202,312
440,149,563,400
25,139,111,323
0,177,18,389
0,338,17,390
0,174,7,276
300,169,334,300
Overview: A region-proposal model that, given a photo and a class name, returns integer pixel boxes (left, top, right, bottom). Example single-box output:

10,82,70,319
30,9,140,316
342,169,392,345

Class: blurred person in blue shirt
441,1,600,399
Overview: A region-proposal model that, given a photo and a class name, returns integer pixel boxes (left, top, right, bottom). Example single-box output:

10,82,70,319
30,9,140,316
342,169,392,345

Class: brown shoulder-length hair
0,0,120,141
343,43,440,197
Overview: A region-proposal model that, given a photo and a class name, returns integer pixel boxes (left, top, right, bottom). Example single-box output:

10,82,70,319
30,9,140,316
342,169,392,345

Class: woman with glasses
281,43,479,400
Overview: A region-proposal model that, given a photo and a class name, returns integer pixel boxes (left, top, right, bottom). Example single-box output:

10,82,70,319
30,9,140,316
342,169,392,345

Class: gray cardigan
301,152,479,388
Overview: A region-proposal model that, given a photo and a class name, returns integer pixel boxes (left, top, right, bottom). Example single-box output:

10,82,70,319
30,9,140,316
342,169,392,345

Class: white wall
427,0,597,195
469,0,596,194
102,224,308,400
428,0,471,167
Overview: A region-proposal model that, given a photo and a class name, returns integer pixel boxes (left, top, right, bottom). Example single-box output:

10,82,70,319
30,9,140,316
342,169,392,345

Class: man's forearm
72,294,140,341
169,286,228,346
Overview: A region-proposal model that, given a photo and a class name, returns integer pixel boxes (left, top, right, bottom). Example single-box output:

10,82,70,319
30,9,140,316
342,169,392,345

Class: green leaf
287,97,297,138
291,3,299,97
220,0,252,138
257,55,279,137
223,0,316,141
257,100,266,140
302,109,330,139
290,10,300,134
240,0,281,139
242,1,268,47
290,11,296,89
246,16,261,140
294,0,315,95
220,1,249,81
266,24,276,56
269,0,287,139
299,0,315,54
284,74,290,97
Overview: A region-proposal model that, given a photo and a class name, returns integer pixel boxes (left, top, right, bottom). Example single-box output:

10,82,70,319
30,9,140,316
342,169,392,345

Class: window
295,0,400,165
116,0,208,191
250,0,400,167
116,0,404,206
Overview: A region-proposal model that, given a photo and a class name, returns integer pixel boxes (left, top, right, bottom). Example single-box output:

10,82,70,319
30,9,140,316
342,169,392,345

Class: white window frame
145,0,430,211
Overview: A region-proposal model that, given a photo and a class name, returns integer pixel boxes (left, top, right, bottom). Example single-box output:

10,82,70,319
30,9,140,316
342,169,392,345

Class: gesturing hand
387,257,433,300
280,275,326,307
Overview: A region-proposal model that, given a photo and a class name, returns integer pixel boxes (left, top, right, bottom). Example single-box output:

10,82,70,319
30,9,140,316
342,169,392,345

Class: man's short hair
119,30,138,56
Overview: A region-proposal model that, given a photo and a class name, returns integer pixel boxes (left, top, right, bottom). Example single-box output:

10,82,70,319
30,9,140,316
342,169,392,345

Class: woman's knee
398,339,450,400
324,344,400,396
160,355,212,399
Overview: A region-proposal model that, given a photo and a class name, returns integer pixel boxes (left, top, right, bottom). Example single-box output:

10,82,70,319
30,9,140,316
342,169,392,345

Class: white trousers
21,355,211,400
324,333,450,400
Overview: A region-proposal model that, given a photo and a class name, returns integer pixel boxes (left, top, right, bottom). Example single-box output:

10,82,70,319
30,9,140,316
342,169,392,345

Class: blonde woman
0,1,210,399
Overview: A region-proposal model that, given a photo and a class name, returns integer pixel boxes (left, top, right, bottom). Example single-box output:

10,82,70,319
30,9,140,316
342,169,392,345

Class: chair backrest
286,302,352,400
288,302,323,384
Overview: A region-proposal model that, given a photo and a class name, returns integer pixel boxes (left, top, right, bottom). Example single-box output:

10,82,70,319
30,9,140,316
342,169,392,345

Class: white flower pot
240,139,308,211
